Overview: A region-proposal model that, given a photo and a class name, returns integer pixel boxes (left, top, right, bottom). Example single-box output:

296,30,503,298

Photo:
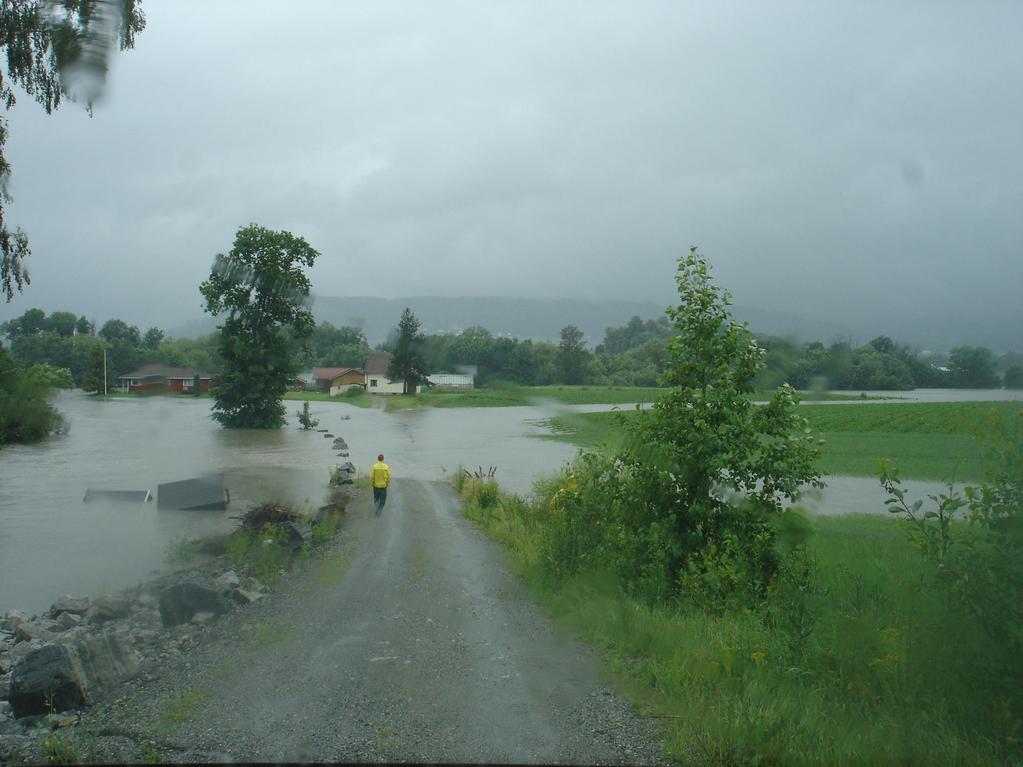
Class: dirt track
71,479,666,764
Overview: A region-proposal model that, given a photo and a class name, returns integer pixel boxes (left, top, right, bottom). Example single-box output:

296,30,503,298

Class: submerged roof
157,475,227,511
118,363,213,380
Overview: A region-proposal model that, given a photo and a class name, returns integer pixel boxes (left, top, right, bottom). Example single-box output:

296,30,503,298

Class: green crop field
543,401,1023,482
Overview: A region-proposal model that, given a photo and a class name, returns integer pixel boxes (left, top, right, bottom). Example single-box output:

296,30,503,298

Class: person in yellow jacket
371,453,390,514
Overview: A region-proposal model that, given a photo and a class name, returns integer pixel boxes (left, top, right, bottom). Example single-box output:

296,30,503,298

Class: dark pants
373,486,387,512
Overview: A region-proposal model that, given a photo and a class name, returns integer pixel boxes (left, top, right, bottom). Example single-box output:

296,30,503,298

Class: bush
881,407,1023,747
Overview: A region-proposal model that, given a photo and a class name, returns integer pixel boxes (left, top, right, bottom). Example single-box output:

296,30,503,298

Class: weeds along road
80,479,665,764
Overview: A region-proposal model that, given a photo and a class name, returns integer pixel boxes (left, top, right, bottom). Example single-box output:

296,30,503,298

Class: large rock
55,613,83,631
0,611,28,633
279,521,313,551
49,596,90,618
85,595,131,625
158,583,226,628
214,570,241,594
7,632,139,717
14,621,62,644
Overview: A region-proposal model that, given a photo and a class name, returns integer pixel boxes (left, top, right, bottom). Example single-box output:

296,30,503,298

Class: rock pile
0,488,356,733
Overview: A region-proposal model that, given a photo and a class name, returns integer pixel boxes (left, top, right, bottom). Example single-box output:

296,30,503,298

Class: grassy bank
544,401,1023,482
457,478,1015,764
283,390,371,408
376,385,883,411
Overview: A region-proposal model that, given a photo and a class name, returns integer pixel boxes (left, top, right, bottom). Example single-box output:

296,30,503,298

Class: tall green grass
543,401,1023,482
458,479,1014,764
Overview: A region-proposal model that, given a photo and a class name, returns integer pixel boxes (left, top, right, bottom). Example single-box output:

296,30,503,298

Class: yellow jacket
371,461,390,489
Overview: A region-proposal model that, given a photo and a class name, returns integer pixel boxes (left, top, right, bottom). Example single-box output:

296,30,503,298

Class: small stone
230,589,264,605
0,701,11,720
191,612,215,625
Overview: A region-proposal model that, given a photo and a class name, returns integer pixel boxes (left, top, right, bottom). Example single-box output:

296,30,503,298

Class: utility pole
103,347,108,396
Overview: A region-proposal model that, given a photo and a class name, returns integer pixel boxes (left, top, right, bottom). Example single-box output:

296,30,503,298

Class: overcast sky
1,0,1020,339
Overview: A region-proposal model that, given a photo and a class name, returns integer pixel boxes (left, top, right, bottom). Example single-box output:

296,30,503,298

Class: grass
380,385,886,411
543,401,1023,482
157,688,209,736
458,479,1016,765
284,390,371,408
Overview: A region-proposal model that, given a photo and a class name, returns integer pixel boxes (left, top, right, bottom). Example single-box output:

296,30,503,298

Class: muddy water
2,389,1016,614
0,392,580,614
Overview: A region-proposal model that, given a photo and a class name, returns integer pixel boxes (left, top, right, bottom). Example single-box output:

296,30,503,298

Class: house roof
118,363,213,380
363,353,392,375
313,367,362,382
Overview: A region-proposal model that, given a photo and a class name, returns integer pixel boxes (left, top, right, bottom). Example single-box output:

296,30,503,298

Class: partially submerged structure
82,489,152,504
157,475,229,511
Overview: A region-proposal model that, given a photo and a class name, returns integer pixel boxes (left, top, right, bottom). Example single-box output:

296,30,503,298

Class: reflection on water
2,388,1018,613
0,392,579,613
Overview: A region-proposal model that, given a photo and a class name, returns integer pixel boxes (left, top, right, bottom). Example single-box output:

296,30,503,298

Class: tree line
3,306,1020,396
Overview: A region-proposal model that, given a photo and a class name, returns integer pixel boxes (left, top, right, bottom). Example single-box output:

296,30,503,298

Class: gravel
2,479,669,764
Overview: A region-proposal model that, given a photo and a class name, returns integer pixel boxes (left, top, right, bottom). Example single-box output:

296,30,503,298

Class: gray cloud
1,0,1020,347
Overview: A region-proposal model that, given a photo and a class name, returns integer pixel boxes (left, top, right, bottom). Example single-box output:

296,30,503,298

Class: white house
364,353,407,395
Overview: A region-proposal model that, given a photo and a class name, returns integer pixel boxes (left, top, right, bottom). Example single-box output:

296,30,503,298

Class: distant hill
167,294,1020,352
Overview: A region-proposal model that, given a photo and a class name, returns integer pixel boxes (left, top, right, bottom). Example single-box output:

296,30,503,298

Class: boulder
55,613,83,631
85,595,131,625
158,583,226,628
0,611,28,633
0,701,11,721
14,621,61,644
279,521,313,551
0,654,10,675
214,571,241,594
7,632,139,718
48,596,90,618
7,642,39,665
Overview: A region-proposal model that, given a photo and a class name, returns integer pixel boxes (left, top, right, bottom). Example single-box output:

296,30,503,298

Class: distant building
364,352,407,395
117,364,215,394
427,366,476,389
313,367,366,396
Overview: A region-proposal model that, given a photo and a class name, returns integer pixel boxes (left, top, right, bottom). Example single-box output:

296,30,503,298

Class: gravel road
74,479,667,764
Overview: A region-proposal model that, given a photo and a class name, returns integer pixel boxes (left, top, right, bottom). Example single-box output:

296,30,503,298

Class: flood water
1,388,1017,614
0,392,580,614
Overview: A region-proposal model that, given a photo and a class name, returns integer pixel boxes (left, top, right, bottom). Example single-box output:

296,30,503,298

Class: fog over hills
168,295,1018,352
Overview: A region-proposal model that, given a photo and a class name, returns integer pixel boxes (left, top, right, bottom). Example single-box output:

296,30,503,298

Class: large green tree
555,248,823,604
387,307,430,394
200,224,318,428
0,0,145,301
557,324,588,384
949,345,998,388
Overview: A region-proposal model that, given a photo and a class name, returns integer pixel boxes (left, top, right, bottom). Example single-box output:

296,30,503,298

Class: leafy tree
1,307,45,339
44,310,76,337
298,321,368,368
82,340,105,393
1005,365,1023,390
296,401,318,430
200,224,318,428
549,248,823,606
949,345,998,388
0,345,64,445
387,307,430,394
0,1,145,301
25,362,73,388
142,326,164,350
75,315,93,336
557,324,588,384
98,318,141,347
